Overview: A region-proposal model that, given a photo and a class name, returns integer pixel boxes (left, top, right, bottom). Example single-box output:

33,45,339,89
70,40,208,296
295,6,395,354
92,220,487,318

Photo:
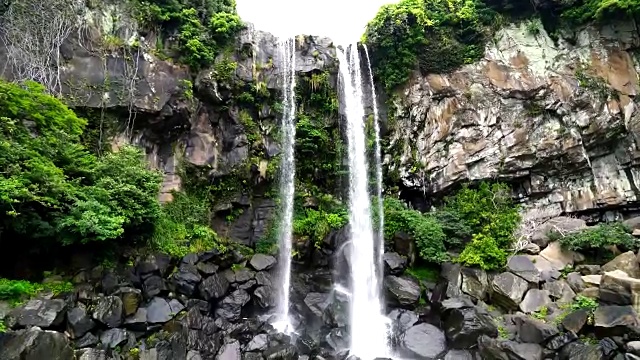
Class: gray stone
383,252,408,275
75,348,107,360
513,315,559,343
460,267,488,300
216,340,241,360
602,251,640,278
542,279,576,305
507,255,541,283
5,299,66,329
199,273,230,301
400,323,447,359
491,272,529,310
249,254,276,271
519,289,552,313
245,334,268,352
92,296,123,328
116,287,143,317
99,328,129,349
384,275,421,306
0,327,74,360
444,307,498,348
566,272,586,293
561,309,589,333
67,306,96,339
146,297,173,324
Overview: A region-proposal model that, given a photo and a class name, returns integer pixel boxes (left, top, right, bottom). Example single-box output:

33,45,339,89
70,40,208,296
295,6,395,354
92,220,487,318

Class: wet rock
519,289,552,313
263,344,297,360
325,327,349,352
75,348,107,360
255,272,273,287
231,267,256,283
491,272,529,310
147,297,174,323
243,353,264,360
559,342,603,360
440,296,475,311
0,327,74,360
441,262,462,298
99,328,129,349
215,289,250,322
513,315,559,343
460,267,488,300
143,275,167,298
388,309,419,338
188,350,204,360
444,307,498,348
383,252,407,275
546,331,579,351
249,254,276,271
67,306,96,338
245,334,268,352
602,251,640,278
199,273,230,301
173,264,203,296
444,350,474,360
5,299,67,329
196,262,219,276
137,253,172,276
253,286,275,308
400,323,447,359
217,340,241,360
92,296,123,328
561,308,589,333
116,287,143,316
384,275,421,306
124,307,147,331
507,256,541,283
75,332,99,348
303,292,329,319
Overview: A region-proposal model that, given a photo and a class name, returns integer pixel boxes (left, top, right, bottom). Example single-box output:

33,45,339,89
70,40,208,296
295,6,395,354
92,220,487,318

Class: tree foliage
0,80,162,246
136,0,243,69
363,0,495,92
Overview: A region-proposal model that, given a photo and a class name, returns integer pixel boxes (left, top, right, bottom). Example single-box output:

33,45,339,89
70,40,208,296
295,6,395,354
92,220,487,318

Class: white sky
236,0,399,45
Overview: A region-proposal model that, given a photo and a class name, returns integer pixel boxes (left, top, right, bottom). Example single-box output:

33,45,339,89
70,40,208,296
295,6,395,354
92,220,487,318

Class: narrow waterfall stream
363,45,385,283
273,37,297,334
336,44,391,360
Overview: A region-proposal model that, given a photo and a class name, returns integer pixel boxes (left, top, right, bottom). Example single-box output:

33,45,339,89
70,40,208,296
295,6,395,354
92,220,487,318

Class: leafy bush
384,198,448,263
0,277,73,305
0,80,162,245
553,222,637,255
293,203,348,249
135,0,243,69
363,0,495,92
452,182,520,270
562,0,640,25
151,190,227,258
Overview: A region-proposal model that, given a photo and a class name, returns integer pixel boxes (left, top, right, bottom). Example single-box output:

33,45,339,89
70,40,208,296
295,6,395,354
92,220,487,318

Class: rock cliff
388,20,640,219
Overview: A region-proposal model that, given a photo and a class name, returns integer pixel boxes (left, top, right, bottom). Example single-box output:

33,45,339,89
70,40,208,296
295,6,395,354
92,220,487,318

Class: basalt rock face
388,20,640,218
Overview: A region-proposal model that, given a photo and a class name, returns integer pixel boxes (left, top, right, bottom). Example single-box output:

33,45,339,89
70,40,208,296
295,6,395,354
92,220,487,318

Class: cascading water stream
336,44,391,360
362,45,385,283
273,37,297,334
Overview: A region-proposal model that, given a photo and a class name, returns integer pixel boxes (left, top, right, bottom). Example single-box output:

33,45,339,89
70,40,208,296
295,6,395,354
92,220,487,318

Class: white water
336,44,391,360
273,37,297,335
362,45,385,283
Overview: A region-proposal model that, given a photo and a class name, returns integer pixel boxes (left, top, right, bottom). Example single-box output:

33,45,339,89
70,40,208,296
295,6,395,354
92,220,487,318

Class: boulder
444,350,475,360
602,252,640,278
388,308,419,337
384,276,421,306
507,256,540,283
441,263,463,298
255,272,273,287
400,323,447,359
92,296,123,328
542,279,576,305
566,272,586,293
519,289,552,313
124,307,147,331
383,252,407,275
173,264,203,296
245,334,268,352
491,272,529,310
199,273,230,301
561,309,589,333
146,297,174,324
599,270,640,305
115,287,143,317
142,275,167,298
99,328,129,349
594,305,640,336
532,217,586,248
478,335,543,360
75,348,107,360
559,342,603,360
215,290,250,322
444,307,498,348
253,286,275,308
0,327,74,360
539,242,581,271
460,267,488,300
5,299,66,329
217,340,241,360
249,254,276,271
513,315,559,343
67,306,96,339
263,344,297,360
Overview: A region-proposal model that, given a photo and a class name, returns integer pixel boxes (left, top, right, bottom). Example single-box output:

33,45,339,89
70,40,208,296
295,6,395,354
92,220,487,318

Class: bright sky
236,0,399,45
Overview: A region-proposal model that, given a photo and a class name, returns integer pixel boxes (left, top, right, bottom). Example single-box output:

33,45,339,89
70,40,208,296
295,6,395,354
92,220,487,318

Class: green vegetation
0,277,73,305
292,194,348,249
551,222,638,260
405,266,440,282
382,182,520,270
135,0,243,69
0,80,162,246
555,295,599,324
562,0,640,25
363,0,496,92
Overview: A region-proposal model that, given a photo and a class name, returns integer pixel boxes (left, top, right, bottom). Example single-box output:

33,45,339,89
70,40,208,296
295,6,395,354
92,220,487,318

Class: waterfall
273,37,297,334
336,44,391,360
363,45,385,283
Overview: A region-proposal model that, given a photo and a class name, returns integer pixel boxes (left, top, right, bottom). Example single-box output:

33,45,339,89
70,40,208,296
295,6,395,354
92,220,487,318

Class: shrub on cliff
0,80,162,246
363,0,495,92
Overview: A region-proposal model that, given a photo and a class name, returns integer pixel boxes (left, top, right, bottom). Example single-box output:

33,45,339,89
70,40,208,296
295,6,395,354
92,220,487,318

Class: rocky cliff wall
387,20,640,220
